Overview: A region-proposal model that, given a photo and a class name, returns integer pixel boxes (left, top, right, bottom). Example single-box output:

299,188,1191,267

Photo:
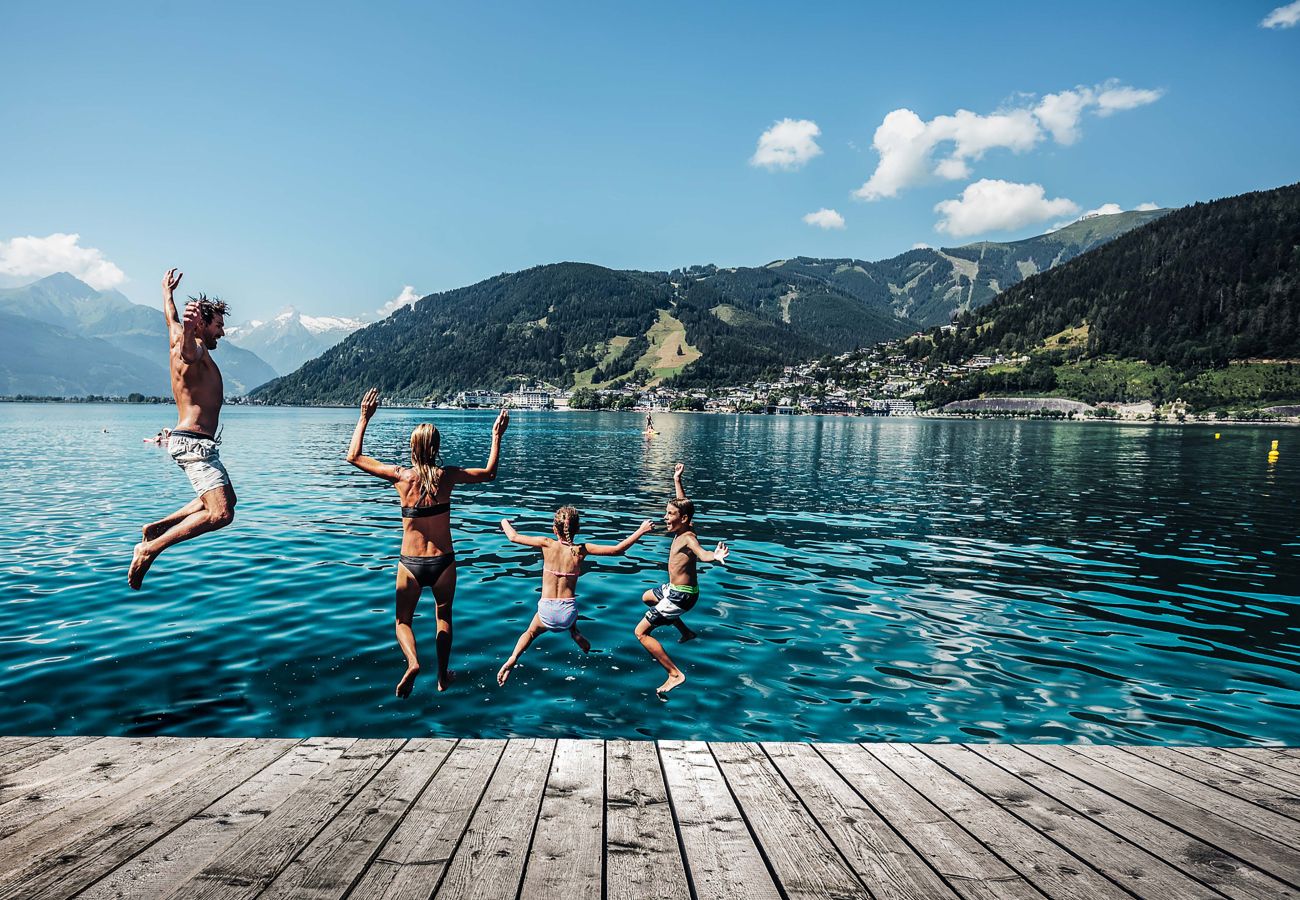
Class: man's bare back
127,269,237,590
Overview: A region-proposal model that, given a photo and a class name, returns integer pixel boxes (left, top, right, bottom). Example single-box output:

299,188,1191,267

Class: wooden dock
1,737,1298,899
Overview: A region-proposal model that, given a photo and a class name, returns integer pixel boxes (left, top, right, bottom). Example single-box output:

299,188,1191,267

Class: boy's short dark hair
668,497,694,520
190,292,230,324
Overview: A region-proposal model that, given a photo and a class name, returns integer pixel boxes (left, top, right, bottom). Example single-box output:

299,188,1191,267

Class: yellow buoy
1269,439,1280,463
1214,433,1220,439
1272,440,1280,451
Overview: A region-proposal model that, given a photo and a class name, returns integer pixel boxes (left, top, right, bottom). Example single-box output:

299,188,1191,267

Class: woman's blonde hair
409,423,443,501
553,506,580,544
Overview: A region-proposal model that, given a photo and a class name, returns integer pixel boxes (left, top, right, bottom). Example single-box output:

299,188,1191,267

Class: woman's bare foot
655,671,686,699
127,542,156,590
396,664,420,698
677,627,697,643
437,671,456,692
497,661,515,685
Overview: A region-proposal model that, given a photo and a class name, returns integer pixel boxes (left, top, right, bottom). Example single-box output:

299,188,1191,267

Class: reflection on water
0,404,1297,744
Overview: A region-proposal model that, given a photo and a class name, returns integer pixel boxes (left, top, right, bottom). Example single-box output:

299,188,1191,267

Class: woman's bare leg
498,615,546,685
431,563,458,691
634,618,685,698
394,565,423,698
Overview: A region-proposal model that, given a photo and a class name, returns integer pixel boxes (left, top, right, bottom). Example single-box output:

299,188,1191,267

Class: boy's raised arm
584,519,655,556
683,533,729,565
673,462,687,500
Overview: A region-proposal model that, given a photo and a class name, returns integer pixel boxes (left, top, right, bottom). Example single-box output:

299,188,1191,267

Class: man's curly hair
189,292,231,324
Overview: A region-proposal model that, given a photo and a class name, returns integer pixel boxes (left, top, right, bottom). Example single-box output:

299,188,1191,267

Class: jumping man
128,268,236,589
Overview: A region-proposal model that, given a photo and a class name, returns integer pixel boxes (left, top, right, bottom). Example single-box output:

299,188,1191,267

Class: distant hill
914,182,1300,409
253,210,1164,403
0,274,279,396
768,207,1169,328
225,307,366,375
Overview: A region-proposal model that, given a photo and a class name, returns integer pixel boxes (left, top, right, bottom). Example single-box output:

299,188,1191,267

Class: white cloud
1262,1,1300,27
750,118,823,170
0,233,126,290
377,285,420,317
1095,84,1165,116
912,242,932,250
855,80,1163,200
934,179,1079,238
1135,201,1160,211
802,208,846,230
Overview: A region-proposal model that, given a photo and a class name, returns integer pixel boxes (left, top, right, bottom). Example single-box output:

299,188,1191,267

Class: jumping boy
635,462,729,698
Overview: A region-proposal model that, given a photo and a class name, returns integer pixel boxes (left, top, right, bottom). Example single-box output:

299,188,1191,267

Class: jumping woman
347,388,509,697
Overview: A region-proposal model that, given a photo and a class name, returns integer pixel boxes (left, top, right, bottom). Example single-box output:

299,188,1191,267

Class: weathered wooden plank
869,744,1127,900
0,739,294,900
658,740,780,900
604,739,690,900
76,737,355,900
766,742,960,900
1232,748,1300,778
0,735,100,781
1077,745,1300,849
163,738,403,900
976,744,1298,900
519,739,604,900
712,742,866,900
258,739,455,900
347,739,505,900
818,743,1047,900
0,735,184,813
1156,747,1300,819
1019,744,1300,887
922,744,1219,900
0,737,218,851
0,738,43,757
430,738,555,900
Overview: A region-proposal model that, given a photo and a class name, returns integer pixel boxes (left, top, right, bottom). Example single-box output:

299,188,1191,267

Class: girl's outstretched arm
584,519,655,557
682,533,730,565
501,518,549,548
346,388,402,482
455,408,510,484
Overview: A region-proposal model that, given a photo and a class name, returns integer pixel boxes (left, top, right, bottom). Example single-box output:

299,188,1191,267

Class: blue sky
1,1,1297,322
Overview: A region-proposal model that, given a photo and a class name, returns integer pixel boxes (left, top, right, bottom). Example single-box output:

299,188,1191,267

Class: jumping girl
347,388,509,697
497,507,653,685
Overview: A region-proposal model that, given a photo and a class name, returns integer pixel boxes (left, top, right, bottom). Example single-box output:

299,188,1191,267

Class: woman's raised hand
360,388,380,420
638,519,656,534
493,407,511,436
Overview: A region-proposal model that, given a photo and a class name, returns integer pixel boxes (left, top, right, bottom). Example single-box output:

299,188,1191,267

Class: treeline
927,183,1300,368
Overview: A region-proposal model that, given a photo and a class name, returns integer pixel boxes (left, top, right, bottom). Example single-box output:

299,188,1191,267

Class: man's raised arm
162,268,184,329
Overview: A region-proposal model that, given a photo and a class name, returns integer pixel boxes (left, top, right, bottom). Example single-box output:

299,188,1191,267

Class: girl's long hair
409,424,443,501
554,506,583,568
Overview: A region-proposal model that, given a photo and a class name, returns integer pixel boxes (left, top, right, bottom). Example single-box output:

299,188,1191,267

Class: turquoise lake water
1,403,1297,744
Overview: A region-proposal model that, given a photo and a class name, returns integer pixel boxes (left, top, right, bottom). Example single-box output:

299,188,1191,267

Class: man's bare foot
142,522,167,542
677,628,697,643
396,664,420,699
127,542,156,591
655,671,686,699
574,633,592,653
437,671,456,692
497,661,515,685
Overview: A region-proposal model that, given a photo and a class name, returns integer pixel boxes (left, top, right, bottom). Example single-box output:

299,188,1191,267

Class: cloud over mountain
934,179,1079,237
0,233,126,290
854,80,1164,201
802,208,845,230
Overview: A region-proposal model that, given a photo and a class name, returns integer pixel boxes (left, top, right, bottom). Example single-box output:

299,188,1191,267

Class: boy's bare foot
396,664,420,698
574,633,592,653
497,661,515,685
127,542,156,590
437,671,456,692
655,671,686,699
677,628,697,643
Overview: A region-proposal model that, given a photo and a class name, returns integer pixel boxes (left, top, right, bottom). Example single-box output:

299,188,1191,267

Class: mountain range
253,207,1168,403
225,308,367,375
0,273,278,396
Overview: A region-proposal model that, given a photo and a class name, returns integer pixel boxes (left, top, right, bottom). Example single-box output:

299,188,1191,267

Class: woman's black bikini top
401,500,451,518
